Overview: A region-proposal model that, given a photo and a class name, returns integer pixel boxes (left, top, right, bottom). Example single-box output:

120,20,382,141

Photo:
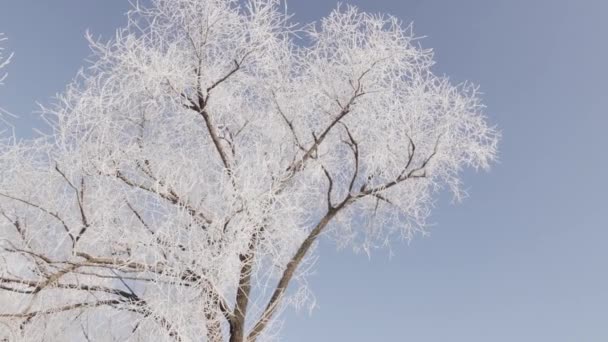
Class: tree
0,1,498,341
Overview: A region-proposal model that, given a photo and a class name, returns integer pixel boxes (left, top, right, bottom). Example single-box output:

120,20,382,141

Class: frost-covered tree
0,1,498,341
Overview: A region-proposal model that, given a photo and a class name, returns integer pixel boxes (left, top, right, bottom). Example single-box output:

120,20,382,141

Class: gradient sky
1,1,607,341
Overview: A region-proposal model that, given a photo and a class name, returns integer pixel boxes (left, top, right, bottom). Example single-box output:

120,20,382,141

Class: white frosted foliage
0,1,498,341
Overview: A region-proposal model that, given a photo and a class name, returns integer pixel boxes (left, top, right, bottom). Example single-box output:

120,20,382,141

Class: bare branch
206,59,241,95
285,74,368,177
272,91,306,152
55,164,90,243
113,170,212,226
321,165,334,210
0,192,75,246
248,203,349,341
339,122,360,193
0,299,123,319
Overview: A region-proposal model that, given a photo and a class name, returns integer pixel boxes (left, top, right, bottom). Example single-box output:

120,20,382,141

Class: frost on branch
0,1,498,341
0,33,15,131
0,33,12,86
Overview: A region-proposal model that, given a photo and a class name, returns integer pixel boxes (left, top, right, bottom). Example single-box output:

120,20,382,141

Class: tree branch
321,165,334,210
113,170,212,226
186,54,252,173
0,192,75,247
339,122,360,193
248,203,349,341
272,91,306,152
0,299,123,319
359,134,442,197
249,135,441,339
284,76,368,180
54,165,90,243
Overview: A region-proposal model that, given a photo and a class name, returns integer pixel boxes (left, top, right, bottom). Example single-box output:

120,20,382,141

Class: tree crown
0,1,498,341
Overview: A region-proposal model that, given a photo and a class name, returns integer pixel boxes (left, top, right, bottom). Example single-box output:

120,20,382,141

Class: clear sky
1,1,607,341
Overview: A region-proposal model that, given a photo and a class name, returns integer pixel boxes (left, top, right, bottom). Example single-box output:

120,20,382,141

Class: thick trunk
229,233,257,342
229,323,246,342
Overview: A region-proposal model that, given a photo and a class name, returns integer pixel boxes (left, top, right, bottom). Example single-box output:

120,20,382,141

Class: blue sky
1,1,607,341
